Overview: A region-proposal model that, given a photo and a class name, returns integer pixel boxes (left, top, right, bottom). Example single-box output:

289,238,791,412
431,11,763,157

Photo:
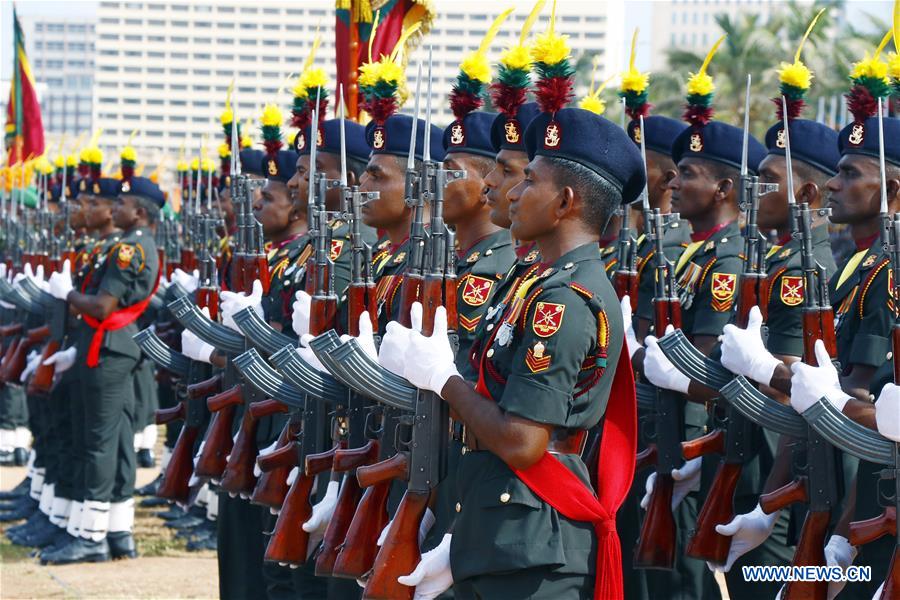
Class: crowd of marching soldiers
2,3,900,599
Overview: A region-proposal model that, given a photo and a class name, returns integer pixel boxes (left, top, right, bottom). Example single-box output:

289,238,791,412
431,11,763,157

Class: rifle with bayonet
613,102,639,311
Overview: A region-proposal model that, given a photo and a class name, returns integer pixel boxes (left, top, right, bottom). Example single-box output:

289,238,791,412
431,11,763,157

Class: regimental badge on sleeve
461,275,494,307
116,244,136,269
525,341,551,373
329,240,344,262
532,301,565,337
780,275,804,306
710,272,737,312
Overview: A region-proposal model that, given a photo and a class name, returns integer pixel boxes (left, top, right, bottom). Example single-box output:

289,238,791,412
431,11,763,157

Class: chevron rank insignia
462,275,494,307
710,272,737,312
330,240,344,261
525,342,551,373
116,244,135,269
458,313,481,332
780,275,804,307
532,302,565,337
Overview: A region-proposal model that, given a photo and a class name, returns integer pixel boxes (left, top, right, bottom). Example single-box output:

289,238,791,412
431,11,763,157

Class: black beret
443,111,497,158
87,177,122,200
524,107,646,205
49,180,78,202
262,150,298,183
672,121,765,173
627,116,688,157
365,114,445,162
294,118,370,162
764,119,840,175
490,102,541,153
121,176,165,207
838,116,900,167
239,148,265,176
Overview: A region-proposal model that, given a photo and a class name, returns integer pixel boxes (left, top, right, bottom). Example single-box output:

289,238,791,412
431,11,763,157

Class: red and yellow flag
335,0,434,121
5,7,45,165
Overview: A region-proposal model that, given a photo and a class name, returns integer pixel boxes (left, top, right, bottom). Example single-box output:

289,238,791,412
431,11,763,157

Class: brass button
485,249,493,256
455,502,462,513
487,348,494,358
563,262,574,270
499,492,511,503
487,323,494,331
461,446,467,455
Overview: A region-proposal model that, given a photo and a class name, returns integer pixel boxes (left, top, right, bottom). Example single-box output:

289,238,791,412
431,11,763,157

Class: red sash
82,271,161,368
475,338,637,599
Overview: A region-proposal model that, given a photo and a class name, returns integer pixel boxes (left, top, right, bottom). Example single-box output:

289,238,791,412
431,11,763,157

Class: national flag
5,7,45,165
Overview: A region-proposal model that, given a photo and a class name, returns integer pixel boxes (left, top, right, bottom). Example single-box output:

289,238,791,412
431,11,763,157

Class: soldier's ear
555,185,576,218
660,169,677,190
797,181,819,206
888,174,900,207
715,178,734,201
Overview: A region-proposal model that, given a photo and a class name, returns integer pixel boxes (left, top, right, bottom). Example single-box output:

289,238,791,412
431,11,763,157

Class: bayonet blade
423,46,433,164
878,97,888,216
639,115,649,211
782,96,796,206
740,74,751,178
407,60,422,172
308,87,320,211
338,85,347,188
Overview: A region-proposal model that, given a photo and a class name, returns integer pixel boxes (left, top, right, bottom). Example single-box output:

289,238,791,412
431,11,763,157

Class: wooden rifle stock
180,248,196,273
634,473,676,569
316,441,381,576
244,254,270,294
28,338,61,395
613,271,639,312
685,461,743,563
363,490,430,600
309,298,338,337
357,452,409,488
783,510,831,600
155,402,200,503
186,373,223,400
878,546,900,600
251,418,299,510
257,440,300,472
444,276,458,331
0,324,24,337
802,311,837,366
654,300,682,334
760,477,808,513
635,444,657,473
681,429,725,461
849,507,896,546
195,384,243,478
420,277,443,336
347,285,377,337
397,275,423,328
218,403,264,496
332,479,392,579
1,325,50,383
196,287,219,321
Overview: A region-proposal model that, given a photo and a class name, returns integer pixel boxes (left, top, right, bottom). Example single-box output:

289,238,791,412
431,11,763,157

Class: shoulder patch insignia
710,272,737,312
393,251,406,264
462,275,494,307
329,240,344,261
525,342,551,373
780,275,804,307
532,301,565,337
862,254,876,268
116,244,135,269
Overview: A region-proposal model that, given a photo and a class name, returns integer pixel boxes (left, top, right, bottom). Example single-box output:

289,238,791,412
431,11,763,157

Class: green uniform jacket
633,218,691,332
450,242,624,582
455,230,516,373
76,227,158,363
830,237,893,371
372,237,412,334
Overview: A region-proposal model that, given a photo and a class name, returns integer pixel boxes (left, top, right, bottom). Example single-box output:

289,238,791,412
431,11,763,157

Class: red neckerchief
854,232,879,252
690,220,732,243
271,232,304,252
599,233,617,248
514,241,536,260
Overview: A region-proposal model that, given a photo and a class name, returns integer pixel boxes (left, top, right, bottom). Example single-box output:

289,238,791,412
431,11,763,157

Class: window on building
147,82,163,89
148,51,164,58
124,81,140,88
171,35,188,43
170,115,187,122
46,60,64,69
35,23,44,32
170,83,187,90
100,17,118,24
34,41,44,49
124,66,141,73
239,55,254,62
219,21,235,28
171,52,188,59
285,8,303,15
240,22,258,29
241,6,258,13
99,81,117,88
148,4,165,10
193,69,211,76
124,98,140,105
310,9,326,16
100,66,119,72
194,52,211,60
218,5,235,12
194,101,210,108
196,37,212,44
124,18,141,25
263,7,280,14
263,23,280,30
263,40,279,47
172,20,188,27
240,39,257,46
261,87,277,94
47,42,64,51
196,21,212,28
172,4,188,11
195,4,213,12
285,23,303,31
170,100,187,106
285,40,303,47
171,68,187,75
216,53,233,61
147,67,164,74
148,19,164,26
193,84,211,91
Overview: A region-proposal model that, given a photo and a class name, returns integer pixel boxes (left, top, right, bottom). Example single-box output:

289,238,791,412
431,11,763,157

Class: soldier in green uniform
381,104,644,599
42,174,162,564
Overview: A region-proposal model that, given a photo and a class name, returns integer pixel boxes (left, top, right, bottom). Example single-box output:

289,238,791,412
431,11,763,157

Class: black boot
164,513,204,530
136,449,155,468
17,519,61,548
140,496,167,508
135,475,161,497
0,449,14,465
0,497,38,522
13,447,28,466
10,513,55,546
0,477,31,499
155,506,185,521
39,530,78,556
107,531,138,559
185,525,217,551
40,537,110,565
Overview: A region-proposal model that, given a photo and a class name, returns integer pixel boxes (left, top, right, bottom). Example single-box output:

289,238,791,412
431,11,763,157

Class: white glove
302,479,340,534
709,503,779,573
720,306,780,385
789,340,849,414
0,264,6,280
377,507,436,548
172,268,199,293
253,440,279,478
286,466,299,487
824,535,857,600
379,303,422,377
20,350,42,382
181,309,215,364
872,582,884,600
875,382,900,442
355,311,378,360
42,346,77,374
644,327,691,394
298,335,327,373
0,299,13,310
401,304,459,395
220,279,264,333
47,260,73,300
640,457,702,511
621,296,640,359
291,291,311,338
397,533,453,600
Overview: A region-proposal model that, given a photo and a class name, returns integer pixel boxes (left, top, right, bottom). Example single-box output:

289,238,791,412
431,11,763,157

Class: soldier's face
826,155,884,225
442,154,488,227
669,158,722,222
484,150,528,229
217,187,235,230
112,195,140,229
359,155,407,229
69,197,86,229
85,196,114,230
507,156,563,242
645,150,677,213
756,155,792,230
288,155,311,216
254,181,297,239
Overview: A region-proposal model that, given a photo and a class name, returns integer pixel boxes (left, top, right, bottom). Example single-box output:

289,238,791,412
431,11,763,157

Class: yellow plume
479,8,514,56
388,22,422,64
686,35,725,97
699,35,725,77
874,29,893,60
368,10,381,64
621,28,649,94
460,8,514,83
519,0,546,45
302,31,322,73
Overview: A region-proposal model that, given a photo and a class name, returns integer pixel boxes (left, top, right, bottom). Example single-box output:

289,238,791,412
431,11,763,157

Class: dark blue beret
262,150,298,183
83,177,122,200
49,180,78,202
239,148,265,176
524,107,646,205
672,121,765,173
764,119,840,175
627,116,688,157
443,111,496,158
121,176,165,207
490,102,541,153
837,116,900,167
293,118,370,162
365,114,445,162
